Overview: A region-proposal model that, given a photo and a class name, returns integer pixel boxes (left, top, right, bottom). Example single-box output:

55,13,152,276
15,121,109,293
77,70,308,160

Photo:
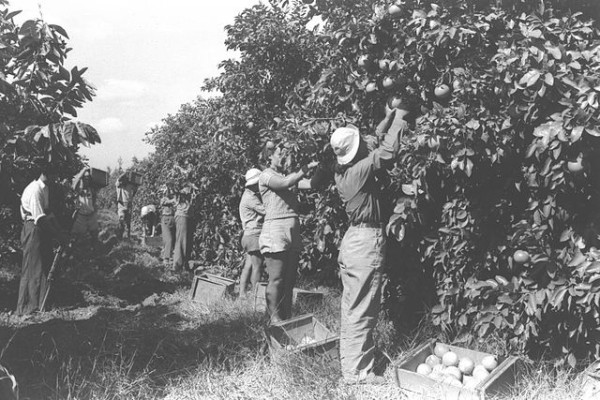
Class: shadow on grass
0,303,266,399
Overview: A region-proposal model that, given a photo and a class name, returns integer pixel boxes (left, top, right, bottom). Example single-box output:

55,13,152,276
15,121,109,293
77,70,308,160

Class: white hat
244,168,262,187
330,124,360,165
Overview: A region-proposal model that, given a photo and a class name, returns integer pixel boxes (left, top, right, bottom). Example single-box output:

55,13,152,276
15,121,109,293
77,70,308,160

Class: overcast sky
11,0,258,169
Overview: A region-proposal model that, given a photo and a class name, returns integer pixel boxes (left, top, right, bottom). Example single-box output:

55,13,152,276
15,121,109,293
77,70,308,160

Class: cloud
95,117,125,133
96,79,147,101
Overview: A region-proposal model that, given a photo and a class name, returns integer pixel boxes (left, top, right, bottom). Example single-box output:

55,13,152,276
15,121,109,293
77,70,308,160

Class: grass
0,209,595,399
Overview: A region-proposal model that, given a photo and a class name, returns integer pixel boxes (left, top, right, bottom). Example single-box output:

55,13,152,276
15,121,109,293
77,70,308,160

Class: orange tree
0,1,99,261
141,0,600,363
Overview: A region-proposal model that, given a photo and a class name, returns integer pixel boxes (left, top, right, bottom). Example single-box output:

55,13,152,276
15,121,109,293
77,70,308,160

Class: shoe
343,373,386,386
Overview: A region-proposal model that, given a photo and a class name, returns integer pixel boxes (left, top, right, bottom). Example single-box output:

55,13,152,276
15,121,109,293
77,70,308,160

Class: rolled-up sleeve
371,115,406,170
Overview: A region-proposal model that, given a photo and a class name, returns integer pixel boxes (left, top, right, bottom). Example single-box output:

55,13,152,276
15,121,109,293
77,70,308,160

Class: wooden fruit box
581,360,600,400
292,288,324,306
127,171,143,185
265,313,339,365
190,274,235,304
395,339,519,400
142,236,162,248
89,167,109,188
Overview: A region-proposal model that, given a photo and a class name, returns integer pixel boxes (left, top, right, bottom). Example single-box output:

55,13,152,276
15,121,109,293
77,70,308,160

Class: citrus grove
133,0,600,366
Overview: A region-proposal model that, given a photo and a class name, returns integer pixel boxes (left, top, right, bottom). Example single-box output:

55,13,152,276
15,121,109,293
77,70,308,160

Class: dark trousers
161,215,175,262
173,215,191,271
17,221,52,315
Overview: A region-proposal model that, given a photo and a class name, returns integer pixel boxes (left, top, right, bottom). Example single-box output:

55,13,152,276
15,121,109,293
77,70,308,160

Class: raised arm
371,111,407,170
264,161,319,191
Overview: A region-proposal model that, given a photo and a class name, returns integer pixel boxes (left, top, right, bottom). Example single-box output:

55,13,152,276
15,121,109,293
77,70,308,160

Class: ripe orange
458,357,475,375
442,351,459,367
382,77,395,89
513,250,530,264
378,59,390,71
365,82,378,93
481,355,498,372
425,354,441,367
388,4,402,18
444,365,462,381
434,343,449,358
434,84,451,100
416,363,432,375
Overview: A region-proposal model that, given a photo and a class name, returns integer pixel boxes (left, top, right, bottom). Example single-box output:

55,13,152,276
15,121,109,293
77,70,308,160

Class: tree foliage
0,1,99,256
141,0,600,364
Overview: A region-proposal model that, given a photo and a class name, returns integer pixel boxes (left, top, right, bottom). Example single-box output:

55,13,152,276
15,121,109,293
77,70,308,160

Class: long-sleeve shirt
20,179,49,224
239,189,265,235
334,115,407,225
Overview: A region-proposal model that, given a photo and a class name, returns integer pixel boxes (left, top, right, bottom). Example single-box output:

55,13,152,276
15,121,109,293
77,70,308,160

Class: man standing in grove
330,106,408,384
116,171,138,239
17,160,67,315
71,167,100,247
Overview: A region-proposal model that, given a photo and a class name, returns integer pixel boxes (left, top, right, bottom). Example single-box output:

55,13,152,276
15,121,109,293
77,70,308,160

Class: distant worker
116,171,139,239
71,167,100,246
17,160,67,315
330,107,408,385
159,186,177,267
173,185,196,272
141,204,158,245
238,168,265,297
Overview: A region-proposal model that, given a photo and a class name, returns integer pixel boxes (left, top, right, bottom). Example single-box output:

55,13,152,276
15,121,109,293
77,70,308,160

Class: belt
350,222,384,229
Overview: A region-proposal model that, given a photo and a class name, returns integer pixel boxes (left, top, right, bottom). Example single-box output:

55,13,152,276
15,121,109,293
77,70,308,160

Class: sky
11,0,258,169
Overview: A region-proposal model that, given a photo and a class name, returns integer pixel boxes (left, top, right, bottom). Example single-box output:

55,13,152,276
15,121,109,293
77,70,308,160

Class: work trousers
338,225,386,382
173,215,190,271
17,221,52,315
161,215,175,263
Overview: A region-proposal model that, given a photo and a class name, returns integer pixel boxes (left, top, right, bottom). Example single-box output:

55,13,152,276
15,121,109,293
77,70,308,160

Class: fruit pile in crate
395,339,519,400
416,343,498,388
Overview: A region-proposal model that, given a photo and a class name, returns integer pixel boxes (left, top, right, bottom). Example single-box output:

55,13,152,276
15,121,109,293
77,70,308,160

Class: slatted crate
265,314,339,366
190,273,235,304
394,339,519,400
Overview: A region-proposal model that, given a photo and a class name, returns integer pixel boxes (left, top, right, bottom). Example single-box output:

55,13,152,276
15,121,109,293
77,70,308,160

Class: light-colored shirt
77,189,96,215
334,117,407,225
160,196,176,216
259,168,299,221
175,199,191,218
20,179,49,224
239,189,265,235
116,181,137,208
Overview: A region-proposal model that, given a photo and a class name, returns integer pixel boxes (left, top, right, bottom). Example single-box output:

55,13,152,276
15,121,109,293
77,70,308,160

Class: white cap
244,168,262,187
330,124,360,165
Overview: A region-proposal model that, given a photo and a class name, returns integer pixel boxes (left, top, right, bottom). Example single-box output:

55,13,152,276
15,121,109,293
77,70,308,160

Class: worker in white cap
238,168,265,296
330,105,410,385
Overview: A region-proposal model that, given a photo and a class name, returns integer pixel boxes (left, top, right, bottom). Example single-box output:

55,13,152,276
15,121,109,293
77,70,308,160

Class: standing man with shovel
17,160,68,315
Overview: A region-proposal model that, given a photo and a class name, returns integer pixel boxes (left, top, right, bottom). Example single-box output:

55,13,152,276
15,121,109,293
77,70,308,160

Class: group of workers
237,105,409,384
15,100,411,385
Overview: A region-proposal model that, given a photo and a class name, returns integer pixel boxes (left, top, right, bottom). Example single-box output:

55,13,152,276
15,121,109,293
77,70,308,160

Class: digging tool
40,245,64,312
40,209,78,312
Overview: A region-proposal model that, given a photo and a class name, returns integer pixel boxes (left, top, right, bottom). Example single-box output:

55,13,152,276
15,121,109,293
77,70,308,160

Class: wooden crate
253,281,268,312
395,339,519,400
127,171,143,185
582,361,600,400
293,288,324,306
265,313,339,365
89,167,108,188
190,274,235,304
142,236,161,248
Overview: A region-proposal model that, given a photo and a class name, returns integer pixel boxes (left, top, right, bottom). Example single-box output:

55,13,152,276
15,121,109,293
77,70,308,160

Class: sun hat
245,168,262,187
330,124,360,165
